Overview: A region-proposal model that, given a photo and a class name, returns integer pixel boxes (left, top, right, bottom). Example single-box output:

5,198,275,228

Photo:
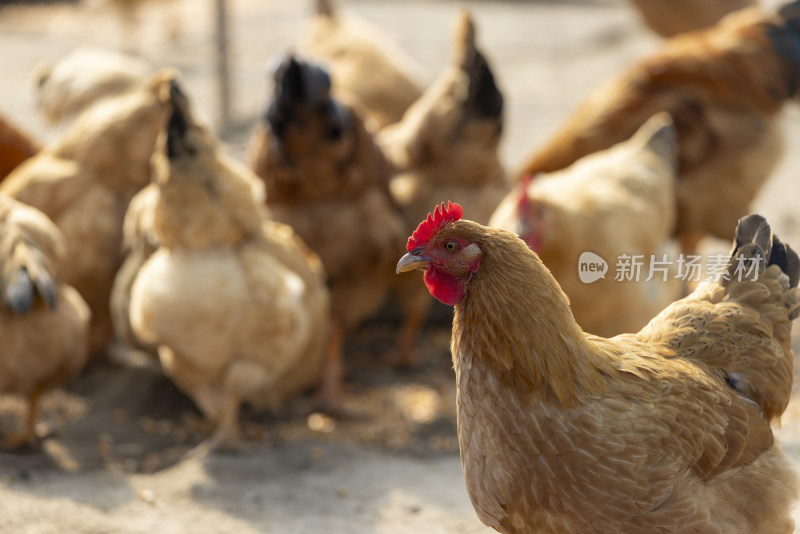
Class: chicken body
398,205,799,533
629,0,755,37
301,0,426,129
0,114,39,182
0,194,90,448
130,80,329,452
490,114,681,336
380,11,508,365
248,54,405,407
34,46,152,126
1,71,173,356
517,3,800,253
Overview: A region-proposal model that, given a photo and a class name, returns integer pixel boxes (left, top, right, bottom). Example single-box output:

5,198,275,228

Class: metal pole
214,0,232,133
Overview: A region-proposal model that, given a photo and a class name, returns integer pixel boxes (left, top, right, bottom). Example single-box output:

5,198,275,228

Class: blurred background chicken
247,53,405,412
86,0,182,53
398,204,800,533
491,113,682,337
380,10,508,366
628,0,756,37
34,46,152,127
517,1,800,256
128,78,329,455
0,194,90,450
0,113,39,183
109,182,160,364
0,70,173,357
301,0,426,130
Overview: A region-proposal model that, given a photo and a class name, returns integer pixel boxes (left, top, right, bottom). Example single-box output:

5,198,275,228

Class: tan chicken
0,114,39,182
301,0,426,129
129,79,329,455
629,0,756,37
34,46,152,126
247,53,406,410
0,194,90,450
109,183,160,364
398,203,799,533
517,1,800,255
380,10,508,365
1,70,174,356
490,114,682,336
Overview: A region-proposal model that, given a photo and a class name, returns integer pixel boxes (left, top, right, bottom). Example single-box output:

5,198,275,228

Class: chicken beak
396,252,431,274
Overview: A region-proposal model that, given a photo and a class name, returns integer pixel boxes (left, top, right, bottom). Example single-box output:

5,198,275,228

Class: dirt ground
2,0,800,532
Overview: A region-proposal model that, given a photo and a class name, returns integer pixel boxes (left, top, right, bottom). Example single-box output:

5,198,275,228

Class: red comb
407,201,464,251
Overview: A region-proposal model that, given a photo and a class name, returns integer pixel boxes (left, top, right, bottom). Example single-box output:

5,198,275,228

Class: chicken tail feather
3,243,57,315
454,11,503,124
728,214,800,317
766,1,800,98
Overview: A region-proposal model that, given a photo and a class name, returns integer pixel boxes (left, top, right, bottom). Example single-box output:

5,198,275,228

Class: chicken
397,202,799,533
34,46,152,126
247,53,406,410
1,70,174,356
628,0,756,37
88,0,182,53
380,10,508,366
109,182,160,364
0,194,90,450
301,0,426,129
0,113,39,182
490,113,682,336
128,79,329,455
516,1,800,255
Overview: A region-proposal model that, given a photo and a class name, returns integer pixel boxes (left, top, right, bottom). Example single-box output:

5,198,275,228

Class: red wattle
423,267,464,306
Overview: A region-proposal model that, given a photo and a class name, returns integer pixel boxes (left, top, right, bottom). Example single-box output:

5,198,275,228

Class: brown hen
517,1,800,255
0,194,90,450
129,78,330,455
380,10,508,366
398,203,799,534
1,70,174,356
247,53,405,411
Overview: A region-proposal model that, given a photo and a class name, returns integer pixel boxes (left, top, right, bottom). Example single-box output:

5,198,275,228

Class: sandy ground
1,0,800,532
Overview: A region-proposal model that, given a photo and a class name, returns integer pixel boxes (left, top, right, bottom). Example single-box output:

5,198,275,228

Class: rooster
128,78,330,455
398,202,799,533
0,194,90,450
517,0,800,255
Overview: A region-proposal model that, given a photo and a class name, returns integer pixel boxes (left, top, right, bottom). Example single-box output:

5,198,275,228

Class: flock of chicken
2,0,800,531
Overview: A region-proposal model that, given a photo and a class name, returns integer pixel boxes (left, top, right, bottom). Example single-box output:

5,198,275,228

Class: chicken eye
443,240,459,253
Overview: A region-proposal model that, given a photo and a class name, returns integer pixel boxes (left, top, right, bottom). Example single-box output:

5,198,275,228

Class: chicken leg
396,295,432,369
1,389,43,451
315,316,344,415
184,393,242,459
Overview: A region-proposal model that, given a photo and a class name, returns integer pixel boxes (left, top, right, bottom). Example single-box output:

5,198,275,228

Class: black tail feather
166,80,195,159
465,50,504,123
3,265,56,315
730,214,800,289
767,2,800,98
